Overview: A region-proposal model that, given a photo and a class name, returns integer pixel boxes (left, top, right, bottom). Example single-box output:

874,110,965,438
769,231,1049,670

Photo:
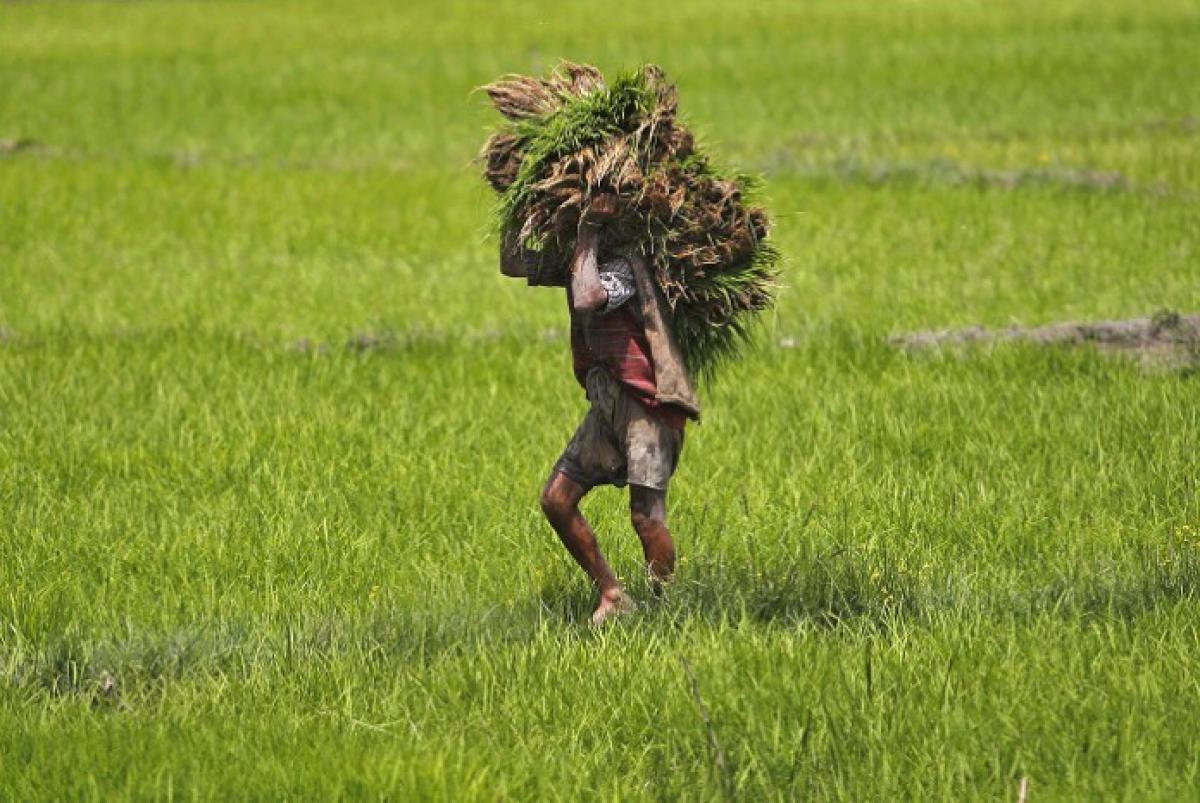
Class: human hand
581,193,619,228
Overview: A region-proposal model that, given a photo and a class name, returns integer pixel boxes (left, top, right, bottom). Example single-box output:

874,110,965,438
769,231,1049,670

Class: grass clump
481,62,780,381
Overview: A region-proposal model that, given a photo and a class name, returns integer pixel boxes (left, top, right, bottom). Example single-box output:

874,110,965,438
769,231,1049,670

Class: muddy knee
540,477,580,524
540,486,565,521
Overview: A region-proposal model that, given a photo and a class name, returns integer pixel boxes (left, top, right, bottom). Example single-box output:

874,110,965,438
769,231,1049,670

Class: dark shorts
554,367,684,491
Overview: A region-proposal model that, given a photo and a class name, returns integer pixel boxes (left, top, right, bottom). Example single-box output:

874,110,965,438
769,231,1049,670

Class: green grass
2,0,1199,799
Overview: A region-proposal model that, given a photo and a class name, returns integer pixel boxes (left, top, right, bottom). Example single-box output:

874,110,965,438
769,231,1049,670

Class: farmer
502,193,701,625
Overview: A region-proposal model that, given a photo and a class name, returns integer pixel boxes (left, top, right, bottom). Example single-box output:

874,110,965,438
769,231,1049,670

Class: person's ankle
599,585,626,603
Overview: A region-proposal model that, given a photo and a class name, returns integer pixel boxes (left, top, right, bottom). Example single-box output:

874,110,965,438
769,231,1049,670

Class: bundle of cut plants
481,62,780,381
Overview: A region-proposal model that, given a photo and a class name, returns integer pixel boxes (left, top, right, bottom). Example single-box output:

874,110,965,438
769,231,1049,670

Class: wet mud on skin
887,312,1200,370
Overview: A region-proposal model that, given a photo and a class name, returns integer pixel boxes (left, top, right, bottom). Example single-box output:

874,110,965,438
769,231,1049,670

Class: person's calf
631,510,676,591
630,485,675,587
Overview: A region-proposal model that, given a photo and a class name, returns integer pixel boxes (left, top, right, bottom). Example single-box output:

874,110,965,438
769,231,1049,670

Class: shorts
554,367,684,491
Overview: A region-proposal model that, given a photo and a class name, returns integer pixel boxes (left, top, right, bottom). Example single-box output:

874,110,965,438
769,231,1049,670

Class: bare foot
591,588,637,627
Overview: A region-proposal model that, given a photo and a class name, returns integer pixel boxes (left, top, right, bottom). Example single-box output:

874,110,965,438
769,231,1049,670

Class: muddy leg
540,471,632,624
630,484,676,594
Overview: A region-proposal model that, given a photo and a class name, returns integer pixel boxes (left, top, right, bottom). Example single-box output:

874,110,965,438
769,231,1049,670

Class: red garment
570,301,688,431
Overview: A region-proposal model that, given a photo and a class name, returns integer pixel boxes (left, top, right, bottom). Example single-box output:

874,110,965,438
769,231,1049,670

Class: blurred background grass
2,0,1197,337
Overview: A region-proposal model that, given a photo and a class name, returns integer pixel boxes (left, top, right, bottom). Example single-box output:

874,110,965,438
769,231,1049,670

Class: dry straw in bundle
481,62,780,381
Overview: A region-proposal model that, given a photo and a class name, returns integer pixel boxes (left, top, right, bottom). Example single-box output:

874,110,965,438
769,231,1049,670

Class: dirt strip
889,312,1200,368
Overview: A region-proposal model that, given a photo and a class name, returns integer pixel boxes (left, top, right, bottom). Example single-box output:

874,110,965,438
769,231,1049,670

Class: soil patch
0,138,44,157
889,311,1200,370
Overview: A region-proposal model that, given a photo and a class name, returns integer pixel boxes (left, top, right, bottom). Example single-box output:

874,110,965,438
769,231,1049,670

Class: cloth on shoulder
499,236,701,421
626,256,700,421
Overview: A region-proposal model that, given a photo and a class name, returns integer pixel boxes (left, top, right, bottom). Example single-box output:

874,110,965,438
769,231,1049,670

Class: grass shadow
5,543,1196,705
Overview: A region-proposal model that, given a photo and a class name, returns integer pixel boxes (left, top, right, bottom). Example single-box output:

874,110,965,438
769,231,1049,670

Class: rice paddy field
3,0,1199,799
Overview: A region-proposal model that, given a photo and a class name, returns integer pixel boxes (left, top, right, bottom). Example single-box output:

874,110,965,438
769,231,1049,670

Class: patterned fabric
597,256,636,312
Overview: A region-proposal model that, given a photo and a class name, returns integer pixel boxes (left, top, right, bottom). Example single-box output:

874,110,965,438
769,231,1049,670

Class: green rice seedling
481,62,781,380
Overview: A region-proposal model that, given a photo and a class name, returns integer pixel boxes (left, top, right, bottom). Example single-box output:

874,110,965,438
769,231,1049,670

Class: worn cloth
499,236,701,421
555,366,684,491
626,256,700,421
570,256,687,431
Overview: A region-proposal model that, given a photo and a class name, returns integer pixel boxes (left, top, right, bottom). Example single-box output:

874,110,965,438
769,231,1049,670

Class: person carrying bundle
502,192,700,626
484,63,779,625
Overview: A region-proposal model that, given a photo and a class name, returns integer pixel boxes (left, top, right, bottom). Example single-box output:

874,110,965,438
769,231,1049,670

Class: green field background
2,1,1199,799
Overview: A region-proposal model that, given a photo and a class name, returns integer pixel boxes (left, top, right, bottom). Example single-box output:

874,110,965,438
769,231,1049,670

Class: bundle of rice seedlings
481,62,780,381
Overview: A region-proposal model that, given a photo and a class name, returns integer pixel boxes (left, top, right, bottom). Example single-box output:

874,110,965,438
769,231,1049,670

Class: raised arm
570,194,619,313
